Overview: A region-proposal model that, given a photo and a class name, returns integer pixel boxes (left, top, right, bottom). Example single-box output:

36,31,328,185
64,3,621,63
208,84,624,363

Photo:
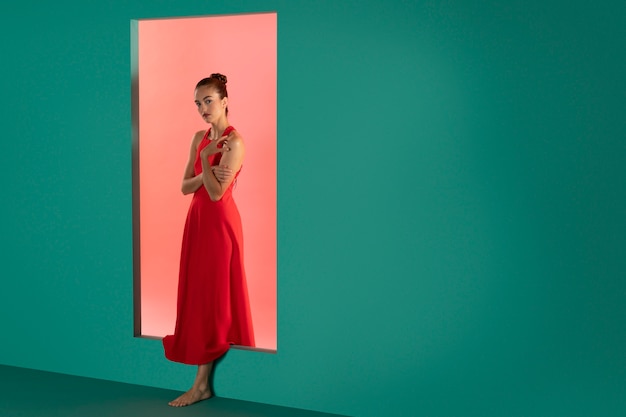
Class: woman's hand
200,129,244,202
200,132,232,159
211,165,234,183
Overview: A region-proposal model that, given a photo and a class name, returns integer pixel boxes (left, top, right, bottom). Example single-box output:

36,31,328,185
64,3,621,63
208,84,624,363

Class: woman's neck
211,119,230,138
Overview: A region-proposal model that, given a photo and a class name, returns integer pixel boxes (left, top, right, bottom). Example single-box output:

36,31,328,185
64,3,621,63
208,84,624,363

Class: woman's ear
222,96,229,110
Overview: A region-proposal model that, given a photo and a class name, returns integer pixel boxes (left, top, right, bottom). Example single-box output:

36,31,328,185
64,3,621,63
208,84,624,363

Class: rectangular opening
131,12,277,352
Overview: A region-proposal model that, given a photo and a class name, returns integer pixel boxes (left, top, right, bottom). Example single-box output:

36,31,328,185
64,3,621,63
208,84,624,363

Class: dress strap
205,126,235,141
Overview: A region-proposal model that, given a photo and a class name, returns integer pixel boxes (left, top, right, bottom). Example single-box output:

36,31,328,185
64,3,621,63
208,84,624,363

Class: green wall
1,1,625,416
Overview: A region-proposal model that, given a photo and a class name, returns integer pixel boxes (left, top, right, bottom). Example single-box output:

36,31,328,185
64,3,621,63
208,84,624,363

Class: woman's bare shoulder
227,130,244,147
194,129,207,140
191,129,207,146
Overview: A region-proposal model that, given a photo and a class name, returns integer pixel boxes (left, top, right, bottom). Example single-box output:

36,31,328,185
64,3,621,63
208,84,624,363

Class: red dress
163,126,255,365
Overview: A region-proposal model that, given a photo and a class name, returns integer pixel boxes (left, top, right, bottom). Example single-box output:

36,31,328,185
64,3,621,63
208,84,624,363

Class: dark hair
195,73,228,115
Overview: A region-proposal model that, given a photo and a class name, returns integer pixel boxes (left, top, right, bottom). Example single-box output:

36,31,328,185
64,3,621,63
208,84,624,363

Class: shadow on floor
0,365,349,417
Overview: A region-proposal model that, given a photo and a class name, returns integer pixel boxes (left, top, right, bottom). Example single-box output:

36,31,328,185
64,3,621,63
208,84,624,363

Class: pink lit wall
137,13,277,350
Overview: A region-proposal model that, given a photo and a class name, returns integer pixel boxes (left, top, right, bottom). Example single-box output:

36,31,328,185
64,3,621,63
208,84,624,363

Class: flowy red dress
163,126,255,365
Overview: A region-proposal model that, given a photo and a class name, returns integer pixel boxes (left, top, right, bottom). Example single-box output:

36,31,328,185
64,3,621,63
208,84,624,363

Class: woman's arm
212,165,234,183
200,131,245,201
181,131,205,195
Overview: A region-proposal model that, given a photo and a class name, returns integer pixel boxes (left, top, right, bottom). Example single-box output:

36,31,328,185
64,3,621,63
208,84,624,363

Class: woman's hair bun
210,73,227,84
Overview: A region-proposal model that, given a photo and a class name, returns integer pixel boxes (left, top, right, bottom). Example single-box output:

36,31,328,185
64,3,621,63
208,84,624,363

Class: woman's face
194,86,227,123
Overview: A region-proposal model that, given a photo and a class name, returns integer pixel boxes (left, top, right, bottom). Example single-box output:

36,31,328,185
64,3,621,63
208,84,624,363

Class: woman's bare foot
168,387,212,407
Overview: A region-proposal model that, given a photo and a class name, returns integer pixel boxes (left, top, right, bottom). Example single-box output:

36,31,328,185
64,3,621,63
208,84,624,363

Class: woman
162,74,255,407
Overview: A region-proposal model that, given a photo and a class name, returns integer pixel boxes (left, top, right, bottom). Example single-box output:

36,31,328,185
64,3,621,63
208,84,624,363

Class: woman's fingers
203,132,232,157
213,166,233,182
215,135,231,152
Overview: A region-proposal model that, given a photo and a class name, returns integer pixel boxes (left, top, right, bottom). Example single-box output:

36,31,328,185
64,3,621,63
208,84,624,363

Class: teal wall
1,1,624,416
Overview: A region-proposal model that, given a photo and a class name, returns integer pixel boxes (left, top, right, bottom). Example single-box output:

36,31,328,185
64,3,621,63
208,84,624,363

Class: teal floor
0,365,347,417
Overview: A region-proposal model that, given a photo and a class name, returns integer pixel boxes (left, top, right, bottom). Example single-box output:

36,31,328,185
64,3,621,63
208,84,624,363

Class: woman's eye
204,100,212,105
